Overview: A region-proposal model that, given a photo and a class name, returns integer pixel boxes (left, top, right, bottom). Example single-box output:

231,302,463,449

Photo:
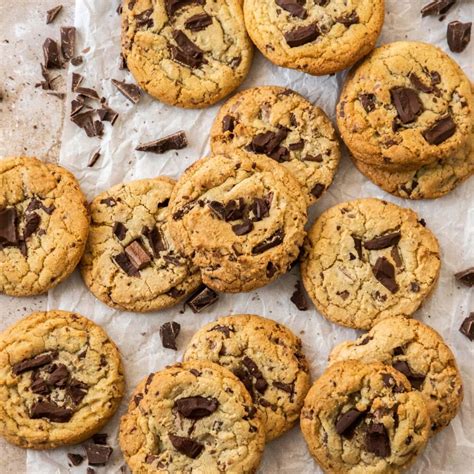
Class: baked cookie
119,361,265,473
243,0,384,76
183,314,311,440
0,310,124,449
210,86,341,205
81,177,201,312
329,317,463,435
301,198,440,330
121,0,253,108
337,41,473,169
301,360,430,473
168,151,307,293
0,156,89,296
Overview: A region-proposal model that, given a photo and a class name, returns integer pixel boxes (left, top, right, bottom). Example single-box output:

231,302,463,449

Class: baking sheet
26,0,473,472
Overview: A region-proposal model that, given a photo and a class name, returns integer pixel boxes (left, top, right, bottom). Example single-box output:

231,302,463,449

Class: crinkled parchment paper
27,1,473,472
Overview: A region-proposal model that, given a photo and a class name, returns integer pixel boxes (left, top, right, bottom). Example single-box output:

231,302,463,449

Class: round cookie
119,361,265,473
0,156,89,297
301,198,441,330
121,0,253,108
329,317,464,435
183,314,311,440
337,41,473,169
81,177,202,312
243,0,384,76
301,360,431,474
168,151,307,293
0,311,125,449
210,86,341,205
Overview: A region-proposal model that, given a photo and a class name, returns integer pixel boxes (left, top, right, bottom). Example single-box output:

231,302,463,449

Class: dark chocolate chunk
250,127,289,158
48,363,70,387
208,201,226,220
70,111,97,137
97,105,119,125
143,226,167,256
92,434,108,444
60,27,76,61
135,8,154,28
111,79,141,104
67,453,84,466
136,131,187,154
422,116,456,145
336,409,365,438
71,72,84,92
460,313,474,341
393,346,404,356
275,0,308,19
224,199,246,221
359,93,376,113
71,56,83,66
285,23,319,47
12,351,57,375
409,73,434,93
289,140,304,151
88,149,101,167
447,21,472,53
337,11,359,26
252,229,284,254
233,366,253,394
76,86,100,101
391,246,403,268
165,0,204,17
352,235,363,260
242,357,268,394
291,280,309,311
171,30,207,68
364,232,401,250
31,377,51,395
43,38,62,69
272,381,294,394
392,361,425,389
251,197,271,221
23,212,41,239
455,267,474,287
30,401,74,422
266,261,277,278
175,396,219,419
232,220,254,236
114,252,140,276
0,208,18,246
222,115,235,133
67,378,88,405
185,13,213,31
166,287,185,298
372,257,399,293
168,434,203,459
159,321,181,350
125,240,151,270
46,5,63,24
208,325,235,337
186,285,219,313
421,0,456,17
85,443,113,466
410,281,420,293
311,183,325,199
366,422,391,457
390,87,423,124
113,222,127,241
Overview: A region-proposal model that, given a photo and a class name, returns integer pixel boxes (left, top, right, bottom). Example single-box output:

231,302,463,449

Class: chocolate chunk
97,105,119,125
275,0,308,19
43,38,62,69
92,434,107,445
366,422,391,457
422,116,456,145
391,246,403,268
145,454,158,464
113,222,127,241
101,197,117,207
252,229,284,254
232,220,253,236
291,280,309,311
125,240,151,270
70,111,97,137
168,434,203,459
233,366,253,394
266,262,277,278
250,127,289,158
46,5,63,24
111,79,141,104
167,287,185,298
186,285,219,313
88,149,101,167
390,87,423,124
135,8,154,28
76,86,100,101
410,281,420,292
85,443,113,466
421,0,456,17
30,401,74,422
23,212,41,239
222,115,235,133
0,208,18,246
337,11,359,26
60,27,76,61
31,377,51,395
143,226,167,256
270,146,290,162
175,396,219,419
67,379,88,405
185,13,213,31
336,409,365,438
171,30,207,68
392,361,425,389
224,199,246,221
352,235,363,260
409,73,434,93
12,351,57,375
460,313,474,341
160,321,181,350
67,453,84,466
455,267,474,287
114,252,140,277
165,0,204,17
208,325,235,337
242,357,268,394
359,93,376,113
208,201,226,220
447,21,472,53
251,197,271,221
136,131,187,154
311,183,325,199
364,232,401,250
272,381,294,394
393,346,404,356
48,363,70,387
289,140,304,151
71,72,84,92
372,257,399,293
285,23,319,47
71,56,83,66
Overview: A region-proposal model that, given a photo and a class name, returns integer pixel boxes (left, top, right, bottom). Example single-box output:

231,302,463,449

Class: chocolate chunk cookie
0,156,89,296
337,41,473,169
243,0,384,76
121,0,253,108
80,177,202,312
301,360,430,473
210,86,341,205
0,311,124,449
183,314,311,440
301,198,441,330
329,317,464,435
119,361,265,472
168,151,307,293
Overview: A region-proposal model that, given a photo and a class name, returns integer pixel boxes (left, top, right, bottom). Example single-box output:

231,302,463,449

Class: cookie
337,41,473,169
168,151,307,293
301,198,441,330
80,177,202,312
121,0,253,108
329,317,463,435
0,310,124,449
183,314,311,440
119,360,265,473
0,156,89,297
301,360,431,474
210,86,341,205
243,0,384,76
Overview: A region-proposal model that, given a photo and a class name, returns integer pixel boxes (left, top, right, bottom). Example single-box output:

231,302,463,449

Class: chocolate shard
364,232,401,250
46,5,63,24
372,257,399,293
252,229,284,254
160,321,181,350
67,453,84,466
222,115,235,133
136,131,187,154
359,93,376,113
251,197,270,222
336,409,366,438
12,351,57,375
242,357,268,394
171,30,207,68
71,72,84,92
0,208,19,246
114,252,140,277
366,422,391,457
390,87,423,124
31,377,51,395
113,222,127,241
60,27,76,61
75,86,100,101
275,0,308,19
85,443,113,466
30,401,74,422
337,11,359,26
421,0,456,17
125,240,151,270
290,280,309,311
422,116,456,145
285,23,319,47
391,246,403,268
143,226,167,256
224,198,246,222
88,149,101,167
67,378,88,405
392,361,425,390
175,396,219,419
111,78,141,104
43,38,62,69
70,111,96,137
208,201,226,220
186,285,219,313
455,267,474,287
232,220,253,236
185,13,213,31
168,434,203,459
447,21,472,53
460,313,474,341
47,363,70,387
23,212,41,239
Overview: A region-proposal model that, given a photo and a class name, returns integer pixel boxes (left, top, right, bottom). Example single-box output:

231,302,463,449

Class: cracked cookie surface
183,314,311,440
301,198,441,330
337,41,473,169
0,310,125,449
81,177,202,312
119,360,265,473
0,156,89,296
329,317,463,435
301,360,430,474
243,0,384,76
210,86,341,205
121,0,253,108
168,151,307,293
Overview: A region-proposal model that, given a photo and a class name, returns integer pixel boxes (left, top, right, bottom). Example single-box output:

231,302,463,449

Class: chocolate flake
12,351,56,375
186,285,218,313
359,93,376,113
60,27,76,61
171,30,207,68
372,257,399,293
447,21,472,53
88,149,101,167
168,434,203,459
423,116,456,145
208,201,226,220
46,5,63,24
290,280,309,311
30,401,74,422
366,422,391,457
111,79,141,104
125,240,151,270
43,38,62,69
67,453,84,466
85,443,113,466
455,267,474,287
275,0,308,19
136,131,187,154
390,87,423,124
113,222,127,241
175,396,219,419
285,23,319,47
364,232,401,250
185,13,213,31
251,197,271,221
252,229,284,254
460,313,474,341
160,321,181,350
336,409,365,438
114,252,140,277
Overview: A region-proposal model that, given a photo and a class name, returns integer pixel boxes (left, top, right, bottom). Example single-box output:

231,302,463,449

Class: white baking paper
27,0,473,472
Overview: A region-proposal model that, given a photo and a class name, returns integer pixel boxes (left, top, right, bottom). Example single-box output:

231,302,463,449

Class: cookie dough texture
120,361,265,473
329,317,463,435
0,156,89,296
301,360,430,474
243,0,384,76
168,151,308,293
301,198,441,330
337,41,473,169
81,177,201,312
0,311,125,449
184,314,311,440
210,86,341,205
122,0,253,108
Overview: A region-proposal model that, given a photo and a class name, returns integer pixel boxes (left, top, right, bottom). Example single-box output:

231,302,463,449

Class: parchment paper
27,1,473,472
